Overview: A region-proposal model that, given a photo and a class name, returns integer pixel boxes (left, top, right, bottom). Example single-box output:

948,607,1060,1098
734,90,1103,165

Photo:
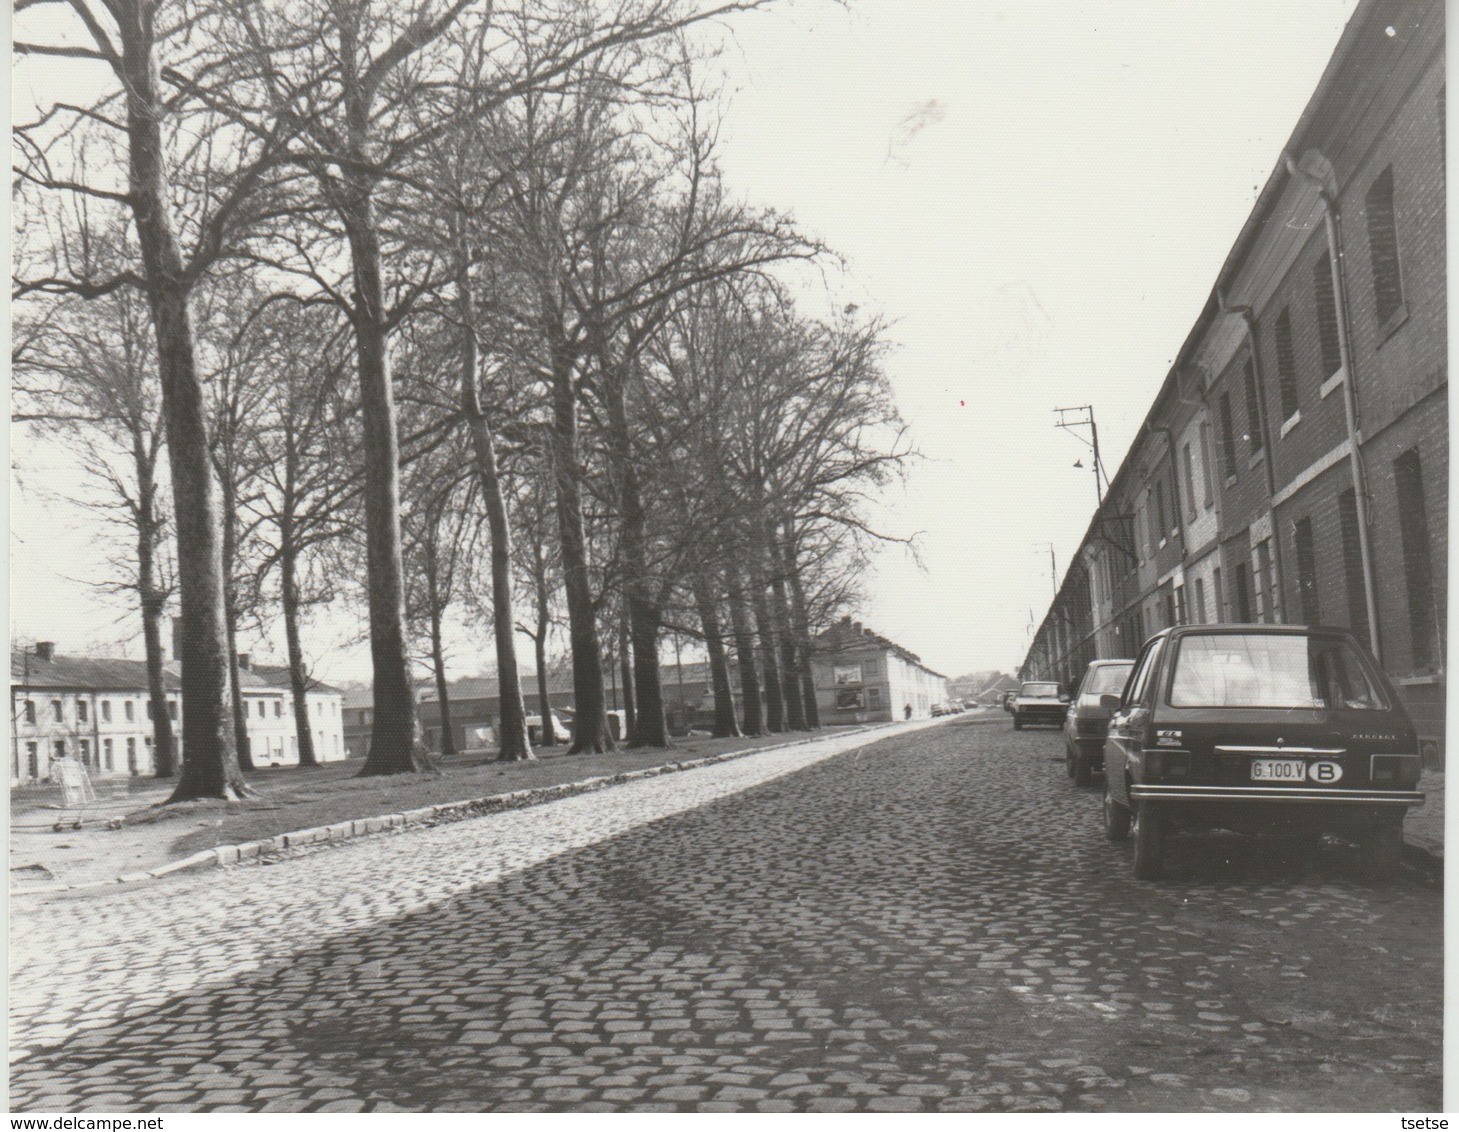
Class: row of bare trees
13,0,911,803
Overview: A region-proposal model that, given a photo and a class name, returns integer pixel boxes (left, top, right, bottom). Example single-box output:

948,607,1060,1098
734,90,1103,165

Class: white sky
8,0,1364,684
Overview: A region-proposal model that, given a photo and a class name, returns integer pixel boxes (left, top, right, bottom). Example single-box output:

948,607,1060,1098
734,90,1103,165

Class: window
1193,577,1207,625
1199,424,1215,506
1182,444,1197,518
1254,539,1279,623
78,700,88,723
274,701,282,718
53,740,65,762
1294,517,1321,625
27,742,38,779
124,701,134,722
1313,251,1342,379
1338,488,1371,649
79,738,90,765
1219,393,1237,478
1394,450,1439,670
101,700,111,723
24,700,35,725
1274,308,1299,421
146,700,153,720
1365,166,1404,326
1242,359,1263,455
1169,633,1386,711
257,701,266,719
127,737,137,775
1154,479,1169,539
51,700,63,722
1232,561,1253,622
866,686,882,711
1173,584,1187,626
104,738,114,771
1212,567,1223,621
1126,639,1165,708
169,701,178,721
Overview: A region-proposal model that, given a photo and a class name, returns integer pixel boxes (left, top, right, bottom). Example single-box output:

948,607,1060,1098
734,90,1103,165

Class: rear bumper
1128,784,1424,806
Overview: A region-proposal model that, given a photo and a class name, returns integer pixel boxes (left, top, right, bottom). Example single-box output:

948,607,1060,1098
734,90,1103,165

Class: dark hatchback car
1101,624,1424,880
1063,658,1135,786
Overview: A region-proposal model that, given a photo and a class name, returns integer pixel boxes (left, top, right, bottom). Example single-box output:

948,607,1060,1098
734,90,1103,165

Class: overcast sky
9,0,1363,684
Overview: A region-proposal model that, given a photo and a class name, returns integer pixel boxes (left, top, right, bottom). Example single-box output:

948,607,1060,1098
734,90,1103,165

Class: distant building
10,643,345,785
811,617,948,722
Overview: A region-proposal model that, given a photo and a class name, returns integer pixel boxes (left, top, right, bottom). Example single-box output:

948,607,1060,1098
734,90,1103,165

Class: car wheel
1073,754,1093,788
1365,816,1405,881
1103,782,1130,842
1013,715,1023,731
1064,742,1076,777
1131,801,1163,880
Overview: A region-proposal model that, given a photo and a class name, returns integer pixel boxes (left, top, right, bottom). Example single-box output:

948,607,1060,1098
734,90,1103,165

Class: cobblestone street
9,718,1442,1112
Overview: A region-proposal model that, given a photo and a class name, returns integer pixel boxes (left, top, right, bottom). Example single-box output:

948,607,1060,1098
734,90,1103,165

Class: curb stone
12,720,923,895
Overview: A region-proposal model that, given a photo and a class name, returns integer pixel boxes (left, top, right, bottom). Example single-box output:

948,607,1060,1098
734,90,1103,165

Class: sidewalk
10,720,947,895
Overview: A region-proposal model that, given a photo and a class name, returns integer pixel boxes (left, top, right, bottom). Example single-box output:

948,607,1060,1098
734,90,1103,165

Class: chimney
237,652,251,671
852,621,863,635
34,642,55,662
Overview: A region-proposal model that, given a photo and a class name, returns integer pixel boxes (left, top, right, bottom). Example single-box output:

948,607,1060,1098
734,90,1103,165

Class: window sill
1246,451,1264,472
1279,411,1301,439
1320,367,1345,399
1376,301,1410,346
1224,474,1238,489
1158,538,1167,550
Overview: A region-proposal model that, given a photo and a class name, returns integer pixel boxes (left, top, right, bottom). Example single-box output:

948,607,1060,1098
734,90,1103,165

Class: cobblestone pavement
9,718,1441,1112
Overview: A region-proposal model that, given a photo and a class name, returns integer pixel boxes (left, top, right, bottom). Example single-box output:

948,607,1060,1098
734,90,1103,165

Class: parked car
1062,658,1135,785
525,712,568,744
1011,681,1068,730
1101,624,1425,880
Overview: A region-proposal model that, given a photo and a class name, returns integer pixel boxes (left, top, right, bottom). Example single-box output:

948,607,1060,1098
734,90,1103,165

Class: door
1106,636,1164,804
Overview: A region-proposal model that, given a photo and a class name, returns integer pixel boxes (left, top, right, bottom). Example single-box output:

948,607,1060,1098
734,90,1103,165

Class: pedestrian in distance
903,704,913,720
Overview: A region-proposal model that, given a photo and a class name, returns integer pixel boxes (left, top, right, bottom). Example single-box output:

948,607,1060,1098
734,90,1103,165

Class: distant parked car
1011,681,1068,730
525,712,568,744
1102,623,1425,880
1062,658,1135,786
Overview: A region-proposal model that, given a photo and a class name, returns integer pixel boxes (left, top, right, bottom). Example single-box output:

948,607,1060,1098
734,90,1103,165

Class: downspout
1284,153,1382,661
1214,290,1287,624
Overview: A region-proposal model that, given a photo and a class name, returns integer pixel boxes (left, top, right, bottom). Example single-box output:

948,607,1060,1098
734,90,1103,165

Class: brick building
812,617,948,723
1021,0,1446,762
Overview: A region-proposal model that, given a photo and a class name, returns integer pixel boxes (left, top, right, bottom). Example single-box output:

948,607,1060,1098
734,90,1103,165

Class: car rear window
1085,665,1134,695
1168,633,1389,710
1021,683,1060,697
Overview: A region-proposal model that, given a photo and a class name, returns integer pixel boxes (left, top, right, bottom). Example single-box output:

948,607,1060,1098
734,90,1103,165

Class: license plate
1251,758,1306,781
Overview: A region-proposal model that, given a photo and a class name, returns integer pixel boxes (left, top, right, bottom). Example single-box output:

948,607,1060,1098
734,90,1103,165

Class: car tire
1013,715,1023,731
1131,801,1163,880
1103,782,1130,842
1073,754,1093,788
1064,743,1076,778
1365,816,1405,881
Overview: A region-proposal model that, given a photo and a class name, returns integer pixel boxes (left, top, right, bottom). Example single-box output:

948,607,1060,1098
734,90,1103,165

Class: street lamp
1054,405,1109,506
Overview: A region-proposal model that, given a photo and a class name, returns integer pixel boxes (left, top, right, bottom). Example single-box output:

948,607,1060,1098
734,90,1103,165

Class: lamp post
1055,405,1108,506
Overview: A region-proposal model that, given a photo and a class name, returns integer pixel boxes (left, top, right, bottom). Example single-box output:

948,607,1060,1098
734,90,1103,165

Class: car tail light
1143,750,1191,777
1370,754,1421,785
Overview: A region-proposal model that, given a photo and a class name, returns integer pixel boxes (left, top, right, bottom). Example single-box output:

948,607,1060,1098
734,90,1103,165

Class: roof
813,618,947,679
249,664,344,697
11,651,319,695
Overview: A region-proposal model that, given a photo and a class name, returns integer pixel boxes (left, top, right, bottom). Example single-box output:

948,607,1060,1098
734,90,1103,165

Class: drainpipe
1284,153,1382,662
1214,290,1287,625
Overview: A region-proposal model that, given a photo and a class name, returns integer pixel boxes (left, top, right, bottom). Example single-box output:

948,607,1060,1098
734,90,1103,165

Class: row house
10,644,347,784
1023,0,1446,762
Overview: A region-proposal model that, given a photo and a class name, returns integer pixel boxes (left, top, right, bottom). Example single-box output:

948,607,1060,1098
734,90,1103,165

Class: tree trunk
280,533,319,767
619,608,636,736
549,343,611,754
426,547,456,757
765,525,806,730
533,628,555,747
780,522,820,729
627,593,669,747
457,255,532,762
727,569,765,736
750,577,785,731
220,474,255,771
345,194,426,775
118,4,244,802
135,449,175,777
694,574,740,738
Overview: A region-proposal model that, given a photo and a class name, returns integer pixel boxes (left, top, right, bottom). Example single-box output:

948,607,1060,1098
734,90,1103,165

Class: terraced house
1021,0,1446,762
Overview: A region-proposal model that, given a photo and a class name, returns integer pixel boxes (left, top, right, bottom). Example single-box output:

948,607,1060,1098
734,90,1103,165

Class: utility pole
1055,405,1108,506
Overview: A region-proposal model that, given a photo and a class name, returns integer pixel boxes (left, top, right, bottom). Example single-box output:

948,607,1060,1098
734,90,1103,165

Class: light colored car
1011,681,1069,730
